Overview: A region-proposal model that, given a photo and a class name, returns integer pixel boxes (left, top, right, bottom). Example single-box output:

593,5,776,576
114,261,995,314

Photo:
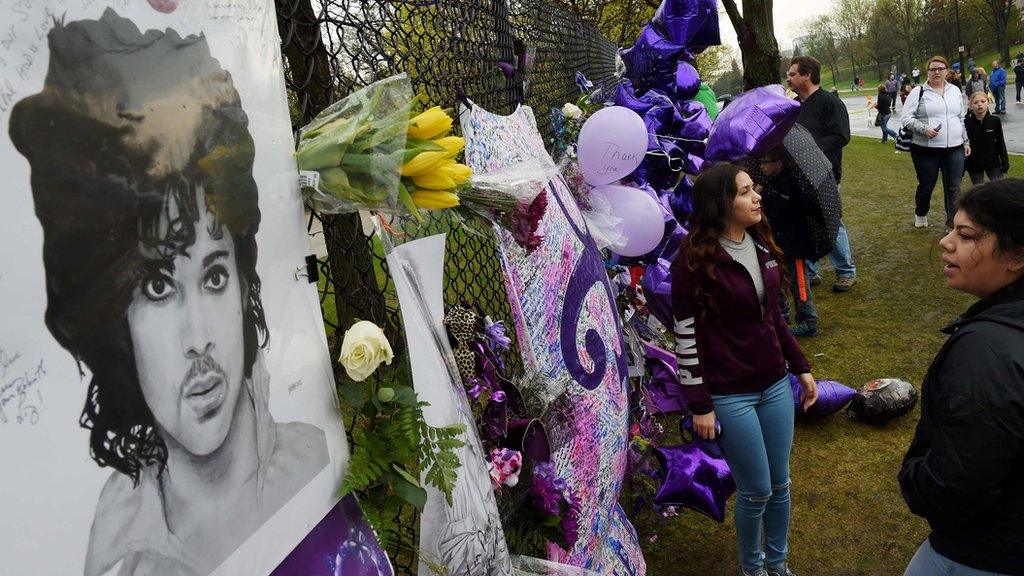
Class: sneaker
791,323,819,337
833,276,856,292
810,275,822,287
740,568,768,576
765,563,796,576
915,215,929,228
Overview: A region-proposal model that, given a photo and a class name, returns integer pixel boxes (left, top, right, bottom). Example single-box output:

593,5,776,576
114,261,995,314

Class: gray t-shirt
719,233,766,316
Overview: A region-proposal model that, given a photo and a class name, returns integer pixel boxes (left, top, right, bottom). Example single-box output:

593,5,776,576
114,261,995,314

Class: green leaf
391,464,428,510
339,381,368,408
392,385,418,406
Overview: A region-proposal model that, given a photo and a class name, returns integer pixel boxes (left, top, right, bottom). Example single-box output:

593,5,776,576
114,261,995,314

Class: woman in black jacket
900,179,1024,576
965,91,1010,184
872,84,899,143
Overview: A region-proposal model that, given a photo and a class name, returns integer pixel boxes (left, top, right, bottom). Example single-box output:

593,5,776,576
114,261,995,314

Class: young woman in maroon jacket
671,163,818,576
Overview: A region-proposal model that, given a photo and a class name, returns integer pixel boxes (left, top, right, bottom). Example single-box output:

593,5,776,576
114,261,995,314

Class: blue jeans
807,219,856,279
712,376,795,572
992,85,1006,113
880,113,898,141
904,539,1009,575
780,257,818,330
912,147,965,227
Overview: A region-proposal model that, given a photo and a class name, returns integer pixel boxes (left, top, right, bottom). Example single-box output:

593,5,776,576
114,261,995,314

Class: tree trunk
275,0,389,349
722,0,782,88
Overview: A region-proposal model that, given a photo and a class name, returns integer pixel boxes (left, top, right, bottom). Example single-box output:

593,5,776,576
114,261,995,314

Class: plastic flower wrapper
455,157,560,253
297,74,413,214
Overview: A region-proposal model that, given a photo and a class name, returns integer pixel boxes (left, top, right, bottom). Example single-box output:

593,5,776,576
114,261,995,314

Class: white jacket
900,82,968,149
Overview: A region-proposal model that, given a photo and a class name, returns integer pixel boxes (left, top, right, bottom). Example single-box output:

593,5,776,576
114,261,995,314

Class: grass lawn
635,135,976,575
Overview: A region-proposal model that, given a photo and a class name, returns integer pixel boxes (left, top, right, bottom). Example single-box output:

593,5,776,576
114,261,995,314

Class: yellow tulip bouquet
296,73,475,220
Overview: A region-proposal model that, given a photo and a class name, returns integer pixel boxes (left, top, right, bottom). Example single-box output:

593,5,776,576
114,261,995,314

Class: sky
715,0,835,56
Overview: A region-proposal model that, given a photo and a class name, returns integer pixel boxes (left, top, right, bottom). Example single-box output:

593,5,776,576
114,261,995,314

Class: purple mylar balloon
705,85,801,162
641,340,688,414
620,24,688,95
675,60,701,101
788,374,857,419
654,443,735,522
669,176,694,224
677,100,712,146
652,0,722,53
640,257,673,329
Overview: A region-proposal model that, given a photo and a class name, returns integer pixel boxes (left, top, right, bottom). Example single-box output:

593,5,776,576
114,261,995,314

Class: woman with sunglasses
901,56,970,230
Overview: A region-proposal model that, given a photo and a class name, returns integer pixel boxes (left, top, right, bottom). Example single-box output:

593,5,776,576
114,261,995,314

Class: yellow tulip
433,136,466,159
412,167,457,191
401,150,449,177
407,106,454,140
411,189,460,210
439,162,472,186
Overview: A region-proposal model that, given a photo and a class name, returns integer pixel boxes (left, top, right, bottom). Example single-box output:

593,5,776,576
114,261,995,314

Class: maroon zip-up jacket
670,233,811,415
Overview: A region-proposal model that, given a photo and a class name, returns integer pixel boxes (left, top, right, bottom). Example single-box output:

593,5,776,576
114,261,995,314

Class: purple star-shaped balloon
654,442,735,523
652,0,722,53
620,24,690,95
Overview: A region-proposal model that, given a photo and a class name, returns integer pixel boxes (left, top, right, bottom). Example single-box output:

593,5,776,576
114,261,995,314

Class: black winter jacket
795,89,851,184
964,112,1010,174
899,288,1024,575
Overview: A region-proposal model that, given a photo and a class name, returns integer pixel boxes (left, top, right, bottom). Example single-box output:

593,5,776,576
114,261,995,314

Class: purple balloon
675,60,701,101
591,184,665,256
654,443,735,522
640,257,673,329
578,106,649,185
705,85,801,162
677,100,712,145
652,0,722,53
620,24,688,95
788,374,857,419
669,176,694,224
641,340,688,413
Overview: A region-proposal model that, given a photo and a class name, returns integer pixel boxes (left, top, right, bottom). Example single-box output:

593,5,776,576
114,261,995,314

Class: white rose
338,320,393,382
562,103,583,120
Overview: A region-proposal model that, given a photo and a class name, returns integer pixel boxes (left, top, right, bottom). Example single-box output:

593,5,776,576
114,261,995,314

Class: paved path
842,94,1024,154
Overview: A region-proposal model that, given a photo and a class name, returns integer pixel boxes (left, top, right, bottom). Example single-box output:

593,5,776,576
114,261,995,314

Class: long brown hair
677,162,786,321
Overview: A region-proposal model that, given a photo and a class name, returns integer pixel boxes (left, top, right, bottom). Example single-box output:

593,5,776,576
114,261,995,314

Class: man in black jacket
1014,58,1024,104
787,56,858,295
899,288,1024,576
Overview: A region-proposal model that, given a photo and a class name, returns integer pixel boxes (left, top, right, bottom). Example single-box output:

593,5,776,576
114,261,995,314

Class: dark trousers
779,258,817,330
968,166,1004,185
1016,79,1024,102
912,148,965,227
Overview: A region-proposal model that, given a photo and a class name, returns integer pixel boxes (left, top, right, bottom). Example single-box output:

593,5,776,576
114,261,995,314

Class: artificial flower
339,320,394,382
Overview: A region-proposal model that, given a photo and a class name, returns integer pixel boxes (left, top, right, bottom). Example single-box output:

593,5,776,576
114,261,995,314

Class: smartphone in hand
935,123,943,132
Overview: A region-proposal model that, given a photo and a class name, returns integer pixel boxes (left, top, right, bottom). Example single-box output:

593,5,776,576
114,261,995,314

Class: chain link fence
275,0,619,571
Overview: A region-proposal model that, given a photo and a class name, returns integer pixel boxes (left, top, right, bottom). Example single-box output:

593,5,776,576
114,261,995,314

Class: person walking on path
901,55,970,230
964,91,1009,184
1014,58,1024,104
900,180,1024,576
787,56,857,293
912,66,921,84
966,68,987,100
872,84,899,143
885,73,898,112
989,60,1007,114
672,162,818,576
